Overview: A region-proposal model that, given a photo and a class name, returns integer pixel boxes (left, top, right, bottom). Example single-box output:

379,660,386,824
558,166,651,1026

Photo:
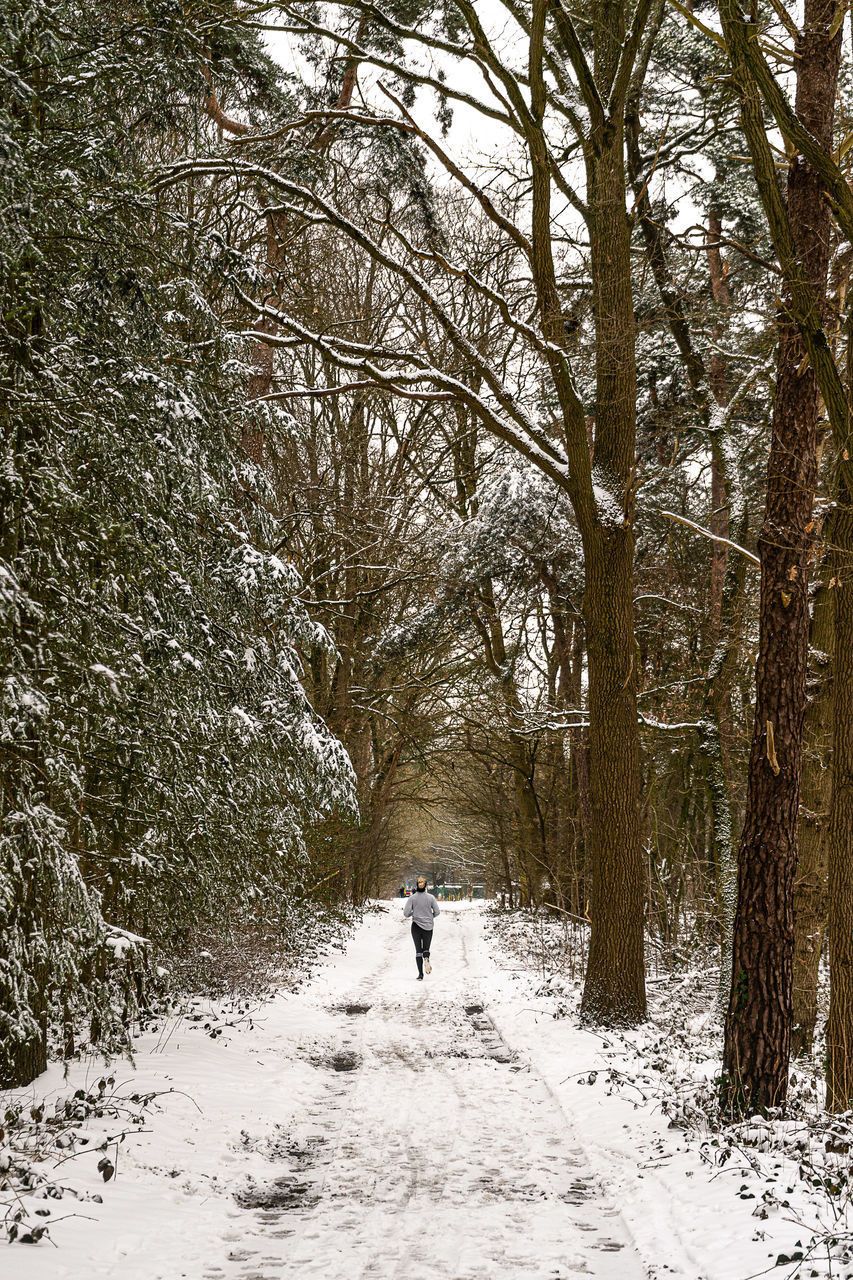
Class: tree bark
792,566,833,1056
507,733,543,907
543,573,589,913
578,77,645,1023
706,205,733,642
826,415,853,1108
702,507,749,1015
2,1025,48,1089
721,0,840,1114
581,530,644,1021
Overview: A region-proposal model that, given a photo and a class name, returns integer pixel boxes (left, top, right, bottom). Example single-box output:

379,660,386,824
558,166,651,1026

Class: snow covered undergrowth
0,909,363,1273
1,902,846,1280
485,909,851,1280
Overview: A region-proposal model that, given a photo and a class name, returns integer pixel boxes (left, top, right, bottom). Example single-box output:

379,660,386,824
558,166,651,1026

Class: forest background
3,0,853,1124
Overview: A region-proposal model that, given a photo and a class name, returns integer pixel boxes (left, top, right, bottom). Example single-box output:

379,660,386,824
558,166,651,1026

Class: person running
403,876,440,979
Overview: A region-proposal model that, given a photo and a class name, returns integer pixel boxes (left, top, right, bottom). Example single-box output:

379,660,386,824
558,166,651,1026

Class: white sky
261,2,716,241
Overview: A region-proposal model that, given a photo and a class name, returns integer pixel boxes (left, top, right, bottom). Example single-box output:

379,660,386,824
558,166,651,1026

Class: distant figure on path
403,875,440,980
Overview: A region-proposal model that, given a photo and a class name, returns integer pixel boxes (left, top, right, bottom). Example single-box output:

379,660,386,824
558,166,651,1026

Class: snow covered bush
0,0,355,1086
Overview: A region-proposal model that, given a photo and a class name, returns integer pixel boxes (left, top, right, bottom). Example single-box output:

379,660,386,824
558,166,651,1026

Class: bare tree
164,0,665,1024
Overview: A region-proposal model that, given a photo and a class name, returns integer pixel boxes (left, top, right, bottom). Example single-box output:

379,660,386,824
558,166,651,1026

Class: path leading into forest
9,904,780,1280
213,903,642,1280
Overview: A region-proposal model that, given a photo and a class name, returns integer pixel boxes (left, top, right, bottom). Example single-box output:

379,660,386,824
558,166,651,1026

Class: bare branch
608,0,658,118
160,156,578,468
200,58,249,136
658,509,760,566
235,292,576,495
547,0,606,135
376,84,533,256
256,9,518,129
257,381,455,402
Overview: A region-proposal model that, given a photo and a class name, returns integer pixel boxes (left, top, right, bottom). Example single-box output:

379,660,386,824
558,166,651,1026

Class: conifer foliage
0,0,355,1086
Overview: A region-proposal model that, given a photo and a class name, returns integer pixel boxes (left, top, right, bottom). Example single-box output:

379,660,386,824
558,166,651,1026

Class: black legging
411,923,433,975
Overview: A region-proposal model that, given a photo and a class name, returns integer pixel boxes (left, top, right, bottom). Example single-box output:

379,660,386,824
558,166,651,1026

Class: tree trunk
721,0,839,1114
2,1027,48,1090
703,505,749,1014
508,734,542,907
244,203,288,464
577,97,645,1022
825,431,853,1108
792,567,833,1056
581,529,645,1022
545,580,590,914
706,207,732,641
1,795,49,1088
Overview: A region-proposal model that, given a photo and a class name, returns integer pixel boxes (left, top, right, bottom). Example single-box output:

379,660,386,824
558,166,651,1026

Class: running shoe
424,958,432,974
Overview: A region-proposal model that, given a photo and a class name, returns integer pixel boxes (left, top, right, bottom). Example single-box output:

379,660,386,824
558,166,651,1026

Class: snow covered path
227,904,642,1280
6,903,784,1280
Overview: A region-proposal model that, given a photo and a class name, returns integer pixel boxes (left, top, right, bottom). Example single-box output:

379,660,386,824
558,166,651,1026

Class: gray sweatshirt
404,890,440,930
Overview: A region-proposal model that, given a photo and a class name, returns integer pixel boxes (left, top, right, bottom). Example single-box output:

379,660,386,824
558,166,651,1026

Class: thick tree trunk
826,452,853,1108
578,106,645,1024
721,0,839,1114
721,385,814,1111
244,202,288,465
581,530,645,1023
792,569,833,1056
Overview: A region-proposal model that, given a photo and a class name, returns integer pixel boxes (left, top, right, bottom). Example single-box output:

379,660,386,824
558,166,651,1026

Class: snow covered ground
1,902,839,1279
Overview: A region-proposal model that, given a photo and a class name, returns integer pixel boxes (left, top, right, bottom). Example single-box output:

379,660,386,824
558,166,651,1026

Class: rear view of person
403,876,440,979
